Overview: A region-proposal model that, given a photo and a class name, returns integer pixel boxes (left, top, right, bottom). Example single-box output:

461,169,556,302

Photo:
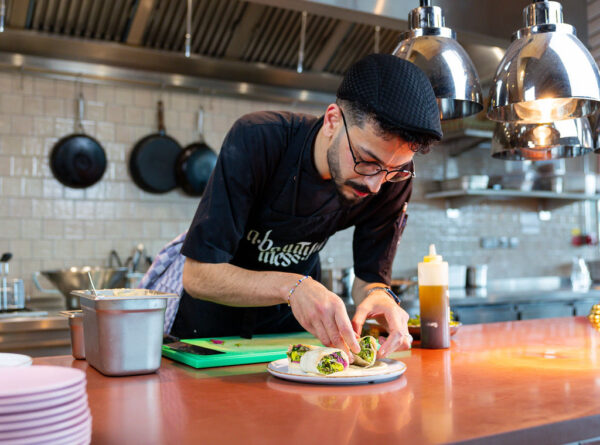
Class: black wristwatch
367,286,401,305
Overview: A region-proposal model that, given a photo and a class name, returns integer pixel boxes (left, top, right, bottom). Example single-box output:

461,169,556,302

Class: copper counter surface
34,317,600,445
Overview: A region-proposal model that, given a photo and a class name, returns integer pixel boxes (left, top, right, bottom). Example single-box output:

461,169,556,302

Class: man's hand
288,278,361,358
351,289,411,357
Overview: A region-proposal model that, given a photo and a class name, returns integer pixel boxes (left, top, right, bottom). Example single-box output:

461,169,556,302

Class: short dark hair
336,98,438,154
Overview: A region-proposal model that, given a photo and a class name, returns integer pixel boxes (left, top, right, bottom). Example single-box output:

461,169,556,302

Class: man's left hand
351,289,412,357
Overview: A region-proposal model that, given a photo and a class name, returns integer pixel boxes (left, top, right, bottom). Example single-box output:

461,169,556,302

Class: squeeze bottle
418,244,450,349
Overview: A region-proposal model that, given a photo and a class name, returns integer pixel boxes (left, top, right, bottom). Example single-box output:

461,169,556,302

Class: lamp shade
393,5,483,120
488,1,600,124
491,117,594,161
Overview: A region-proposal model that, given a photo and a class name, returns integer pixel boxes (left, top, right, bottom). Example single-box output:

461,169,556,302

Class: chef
171,53,442,359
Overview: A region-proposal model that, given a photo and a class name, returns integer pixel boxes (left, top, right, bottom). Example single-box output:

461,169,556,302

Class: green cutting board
162,332,323,369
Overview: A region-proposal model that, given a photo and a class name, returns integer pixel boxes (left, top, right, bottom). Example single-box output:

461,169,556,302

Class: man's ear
322,103,341,138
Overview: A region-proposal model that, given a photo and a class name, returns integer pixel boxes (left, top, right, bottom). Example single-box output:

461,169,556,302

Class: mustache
345,181,372,196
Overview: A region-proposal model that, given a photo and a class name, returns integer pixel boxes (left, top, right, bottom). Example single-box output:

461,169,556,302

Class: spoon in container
87,271,98,297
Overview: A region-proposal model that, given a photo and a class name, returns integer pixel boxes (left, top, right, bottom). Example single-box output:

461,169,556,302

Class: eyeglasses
339,109,415,183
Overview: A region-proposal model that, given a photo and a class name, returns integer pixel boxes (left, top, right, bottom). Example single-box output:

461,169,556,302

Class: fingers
335,309,361,354
308,320,333,349
378,331,412,357
351,304,370,338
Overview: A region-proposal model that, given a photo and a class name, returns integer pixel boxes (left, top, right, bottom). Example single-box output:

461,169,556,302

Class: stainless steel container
72,289,177,376
61,310,85,360
467,265,488,288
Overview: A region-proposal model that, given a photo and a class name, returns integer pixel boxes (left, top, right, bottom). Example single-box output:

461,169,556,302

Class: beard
326,133,374,207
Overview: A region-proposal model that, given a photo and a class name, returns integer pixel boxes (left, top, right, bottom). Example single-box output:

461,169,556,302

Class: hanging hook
297,11,307,74
185,0,192,57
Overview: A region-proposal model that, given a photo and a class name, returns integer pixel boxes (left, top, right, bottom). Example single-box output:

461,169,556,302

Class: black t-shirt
171,111,411,339
181,111,412,284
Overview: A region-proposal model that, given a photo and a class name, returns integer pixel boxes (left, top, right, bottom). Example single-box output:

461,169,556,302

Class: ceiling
0,0,590,104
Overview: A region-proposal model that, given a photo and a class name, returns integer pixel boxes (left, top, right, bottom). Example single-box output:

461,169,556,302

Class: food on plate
287,344,316,366
299,347,349,375
407,311,460,327
352,336,378,368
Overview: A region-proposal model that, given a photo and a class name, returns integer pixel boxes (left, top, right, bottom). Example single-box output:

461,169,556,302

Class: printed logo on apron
246,229,326,267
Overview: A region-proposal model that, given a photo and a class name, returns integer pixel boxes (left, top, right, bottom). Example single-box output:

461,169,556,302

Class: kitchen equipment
570,256,591,292
33,267,128,310
393,1,482,120
50,90,106,188
129,100,182,194
60,310,85,360
439,175,489,191
162,331,322,369
1,279,25,311
72,289,178,376
467,265,488,288
175,107,218,196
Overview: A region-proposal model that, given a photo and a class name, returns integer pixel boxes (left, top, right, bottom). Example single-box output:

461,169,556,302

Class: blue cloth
137,232,186,334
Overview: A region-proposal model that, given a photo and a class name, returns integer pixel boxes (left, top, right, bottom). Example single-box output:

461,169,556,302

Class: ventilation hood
0,0,588,106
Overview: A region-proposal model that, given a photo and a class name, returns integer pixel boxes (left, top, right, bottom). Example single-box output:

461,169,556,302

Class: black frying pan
50,94,106,188
175,107,217,196
129,101,182,194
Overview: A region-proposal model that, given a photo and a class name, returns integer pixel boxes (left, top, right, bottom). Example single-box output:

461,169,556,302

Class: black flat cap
337,54,442,140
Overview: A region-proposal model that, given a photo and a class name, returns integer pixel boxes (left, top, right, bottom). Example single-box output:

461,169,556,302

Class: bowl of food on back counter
363,313,461,341
33,267,128,310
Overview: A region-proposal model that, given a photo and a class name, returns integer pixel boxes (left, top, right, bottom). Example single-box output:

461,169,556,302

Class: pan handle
197,107,205,142
158,100,166,135
76,93,85,133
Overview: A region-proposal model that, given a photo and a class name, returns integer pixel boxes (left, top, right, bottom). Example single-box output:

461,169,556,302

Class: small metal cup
61,310,85,360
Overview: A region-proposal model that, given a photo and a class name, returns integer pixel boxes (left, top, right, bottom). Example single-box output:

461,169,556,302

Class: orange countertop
34,317,600,445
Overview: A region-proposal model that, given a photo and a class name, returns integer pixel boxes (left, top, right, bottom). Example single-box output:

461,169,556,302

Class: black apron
171,118,350,339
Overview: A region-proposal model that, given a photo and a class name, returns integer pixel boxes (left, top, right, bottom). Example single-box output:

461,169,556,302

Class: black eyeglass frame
339,109,415,183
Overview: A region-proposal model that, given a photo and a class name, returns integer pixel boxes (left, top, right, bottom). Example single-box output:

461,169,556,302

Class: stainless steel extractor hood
0,0,589,106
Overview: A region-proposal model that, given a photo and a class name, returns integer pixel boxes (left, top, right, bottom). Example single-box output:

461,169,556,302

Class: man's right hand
288,277,361,358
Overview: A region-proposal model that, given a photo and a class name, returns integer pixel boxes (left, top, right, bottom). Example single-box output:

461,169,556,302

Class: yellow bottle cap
423,244,443,263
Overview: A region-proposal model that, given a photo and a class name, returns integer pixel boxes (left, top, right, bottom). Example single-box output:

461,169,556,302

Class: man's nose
363,171,387,194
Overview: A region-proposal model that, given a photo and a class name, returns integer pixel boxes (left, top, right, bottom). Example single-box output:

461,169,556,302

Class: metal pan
129,100,182,194
50,93,106,188
175,107,217,196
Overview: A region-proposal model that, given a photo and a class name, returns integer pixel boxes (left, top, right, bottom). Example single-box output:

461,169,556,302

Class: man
171,54,442,359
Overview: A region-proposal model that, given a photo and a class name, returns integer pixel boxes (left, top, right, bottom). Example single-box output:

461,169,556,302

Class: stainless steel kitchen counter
0,311,70,357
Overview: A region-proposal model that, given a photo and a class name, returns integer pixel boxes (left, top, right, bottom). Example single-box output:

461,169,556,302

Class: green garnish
287,344,311,363
358,337,375,362
317,354,346,375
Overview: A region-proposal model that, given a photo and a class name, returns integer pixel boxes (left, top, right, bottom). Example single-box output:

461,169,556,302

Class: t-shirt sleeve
352,178,412,285
181,117,282,263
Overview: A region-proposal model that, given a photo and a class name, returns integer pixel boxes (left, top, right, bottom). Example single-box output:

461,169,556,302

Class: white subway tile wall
0,71,596,300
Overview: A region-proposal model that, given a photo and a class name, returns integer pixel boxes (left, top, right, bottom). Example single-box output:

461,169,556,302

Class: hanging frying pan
175,107,217,196
50,92,106,188
129,100,182,194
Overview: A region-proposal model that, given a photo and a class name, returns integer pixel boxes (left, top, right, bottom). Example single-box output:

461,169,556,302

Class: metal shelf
425,189,600,210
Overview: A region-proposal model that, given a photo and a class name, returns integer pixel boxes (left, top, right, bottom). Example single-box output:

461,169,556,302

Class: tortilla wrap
287,344,317,367
352,336,378,368
299,347,349,375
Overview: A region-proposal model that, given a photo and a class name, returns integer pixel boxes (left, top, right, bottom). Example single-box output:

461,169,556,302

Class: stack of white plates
0,353,32,368
0,366,91,444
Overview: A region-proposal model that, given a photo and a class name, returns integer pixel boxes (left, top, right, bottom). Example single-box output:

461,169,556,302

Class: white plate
0,354,32,368
0,389,87,415
267,358,407,385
